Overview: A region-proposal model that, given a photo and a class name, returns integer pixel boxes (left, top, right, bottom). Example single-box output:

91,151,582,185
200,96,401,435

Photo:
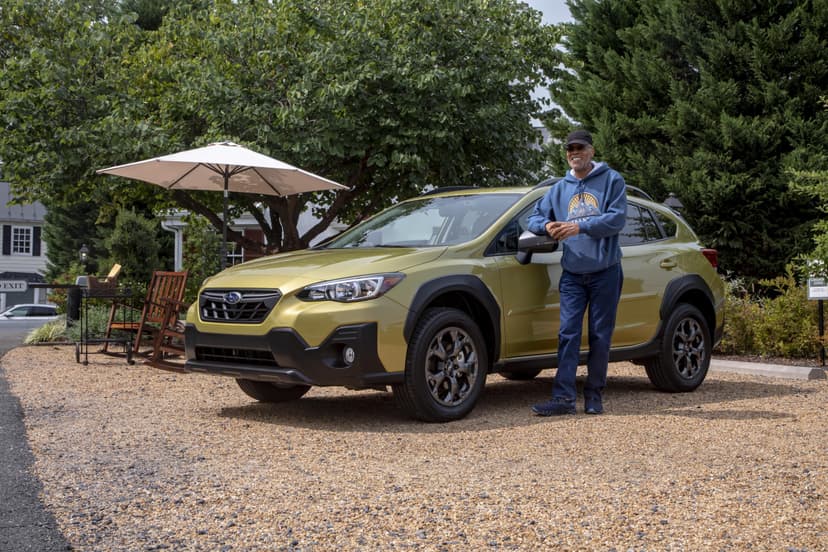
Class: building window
12,226,32,255
226,241,244,266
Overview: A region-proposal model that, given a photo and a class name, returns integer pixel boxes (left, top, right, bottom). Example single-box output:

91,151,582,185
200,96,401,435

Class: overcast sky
521,0,572,118
524,0,572,24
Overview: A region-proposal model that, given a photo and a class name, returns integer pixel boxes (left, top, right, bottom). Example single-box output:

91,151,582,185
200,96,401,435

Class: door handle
660,259,677,269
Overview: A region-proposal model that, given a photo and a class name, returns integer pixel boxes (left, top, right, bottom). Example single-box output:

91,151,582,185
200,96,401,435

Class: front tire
393,308,488,422
235,379,311,402
644,303,711,392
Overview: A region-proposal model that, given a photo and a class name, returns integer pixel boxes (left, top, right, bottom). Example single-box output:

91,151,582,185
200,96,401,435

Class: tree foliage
545,0,828,279
0,0,146,272
181,214,222,303
789,97,828,275
1,0,559,273
790,166,828,274
103,209,162,284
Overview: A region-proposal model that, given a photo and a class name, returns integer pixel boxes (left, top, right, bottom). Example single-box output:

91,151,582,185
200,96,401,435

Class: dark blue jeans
552,263,623,403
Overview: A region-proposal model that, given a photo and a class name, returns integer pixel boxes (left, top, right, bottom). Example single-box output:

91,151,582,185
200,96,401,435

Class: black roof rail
626,185,655,201
419,186,479,197
532,177,562,190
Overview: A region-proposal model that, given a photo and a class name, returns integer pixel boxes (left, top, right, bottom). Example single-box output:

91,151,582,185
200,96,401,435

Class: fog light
343,346,356,365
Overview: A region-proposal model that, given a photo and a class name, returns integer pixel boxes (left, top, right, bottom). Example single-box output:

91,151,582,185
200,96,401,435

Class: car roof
417,181,664,206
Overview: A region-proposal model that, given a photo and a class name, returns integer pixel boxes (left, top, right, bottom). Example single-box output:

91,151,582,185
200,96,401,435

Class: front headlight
298,273,405,302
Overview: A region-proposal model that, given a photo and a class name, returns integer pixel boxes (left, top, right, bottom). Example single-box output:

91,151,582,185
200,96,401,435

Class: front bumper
182,322,403,389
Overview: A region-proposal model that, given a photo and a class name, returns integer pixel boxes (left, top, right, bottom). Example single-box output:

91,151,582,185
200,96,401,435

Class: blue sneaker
584,399,603,415
531,398,576,416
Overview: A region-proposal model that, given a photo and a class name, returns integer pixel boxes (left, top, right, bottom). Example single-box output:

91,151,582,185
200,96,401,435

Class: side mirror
516,230,558,265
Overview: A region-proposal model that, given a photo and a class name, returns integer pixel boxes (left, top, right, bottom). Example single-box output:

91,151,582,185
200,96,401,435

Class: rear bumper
182,322,403,388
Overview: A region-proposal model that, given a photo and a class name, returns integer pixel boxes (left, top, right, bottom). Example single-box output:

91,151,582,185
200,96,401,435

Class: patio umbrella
97,141,348,268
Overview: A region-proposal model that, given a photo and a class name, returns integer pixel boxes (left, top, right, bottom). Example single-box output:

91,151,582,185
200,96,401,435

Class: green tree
545,0,828,280
0,0,144,273
103,209,162,284
790,168,828,274
115,0,179,31
1,0,560,271
181,214,222,303
789,96,828,275
42,199,103,280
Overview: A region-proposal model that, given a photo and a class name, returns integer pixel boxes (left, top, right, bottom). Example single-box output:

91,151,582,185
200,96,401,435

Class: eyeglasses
565,144,589,152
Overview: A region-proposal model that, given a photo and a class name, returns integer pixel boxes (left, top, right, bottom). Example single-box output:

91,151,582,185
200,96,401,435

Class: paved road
0,324,70,551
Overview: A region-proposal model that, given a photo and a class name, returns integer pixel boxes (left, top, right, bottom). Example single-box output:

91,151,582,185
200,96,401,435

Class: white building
160,209,347,271
0,181,50,310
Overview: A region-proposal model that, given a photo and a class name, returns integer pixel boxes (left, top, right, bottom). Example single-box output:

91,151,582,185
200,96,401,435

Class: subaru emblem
224,291,243,304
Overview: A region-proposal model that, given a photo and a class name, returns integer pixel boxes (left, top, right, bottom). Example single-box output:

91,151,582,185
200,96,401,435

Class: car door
492,199,680,358
614,201,679,347
490,206,561,358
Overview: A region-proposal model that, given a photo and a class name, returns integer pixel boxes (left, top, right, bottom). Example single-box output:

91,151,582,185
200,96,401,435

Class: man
527,129,627,416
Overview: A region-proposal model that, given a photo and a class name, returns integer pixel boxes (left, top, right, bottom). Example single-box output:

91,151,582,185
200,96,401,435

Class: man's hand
545,221,579,241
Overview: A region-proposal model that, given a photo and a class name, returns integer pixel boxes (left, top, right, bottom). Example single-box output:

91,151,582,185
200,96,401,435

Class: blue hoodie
527,162,627,274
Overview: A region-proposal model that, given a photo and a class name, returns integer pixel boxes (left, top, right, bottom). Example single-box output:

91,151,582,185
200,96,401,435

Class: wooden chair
102,270,188,356
145,298,190,372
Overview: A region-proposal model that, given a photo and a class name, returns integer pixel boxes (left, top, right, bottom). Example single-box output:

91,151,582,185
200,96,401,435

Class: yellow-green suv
182,182,725,422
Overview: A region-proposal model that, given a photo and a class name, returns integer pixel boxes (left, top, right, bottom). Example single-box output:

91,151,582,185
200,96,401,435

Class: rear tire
644,303,711,392
392,308,488,422
235,379,311,402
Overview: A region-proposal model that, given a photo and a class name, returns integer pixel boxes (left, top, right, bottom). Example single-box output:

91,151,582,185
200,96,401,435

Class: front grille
199,289,282,323
195,346,277,367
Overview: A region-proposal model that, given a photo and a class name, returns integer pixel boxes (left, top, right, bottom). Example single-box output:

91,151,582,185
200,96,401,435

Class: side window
654,210,677,238
639,207,662,240
10,306,30,317
487,205,534,255
621,203,668,245
620,204,647,246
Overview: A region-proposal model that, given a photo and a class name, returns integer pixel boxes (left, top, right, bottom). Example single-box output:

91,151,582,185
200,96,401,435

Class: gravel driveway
2,345,826,551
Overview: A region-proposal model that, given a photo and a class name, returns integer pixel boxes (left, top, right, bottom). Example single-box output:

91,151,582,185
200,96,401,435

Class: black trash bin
66,285,81,325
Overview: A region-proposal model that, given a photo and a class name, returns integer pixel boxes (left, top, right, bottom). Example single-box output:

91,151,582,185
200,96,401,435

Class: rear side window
654,210,678,238
620,205,648,245
620,204,665,245
492,200,672,253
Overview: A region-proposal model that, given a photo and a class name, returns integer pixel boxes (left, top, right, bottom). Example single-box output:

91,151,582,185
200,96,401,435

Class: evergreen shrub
716,269,821,359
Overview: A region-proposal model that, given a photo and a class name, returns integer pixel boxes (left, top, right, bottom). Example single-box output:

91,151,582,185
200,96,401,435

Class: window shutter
33,227,42,256
2,225,10,256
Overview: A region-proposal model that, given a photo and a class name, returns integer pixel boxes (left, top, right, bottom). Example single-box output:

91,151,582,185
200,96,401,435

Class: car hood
201,247,446,293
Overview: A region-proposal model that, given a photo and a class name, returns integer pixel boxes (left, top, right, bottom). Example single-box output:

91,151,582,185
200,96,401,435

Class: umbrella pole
221,174,229,270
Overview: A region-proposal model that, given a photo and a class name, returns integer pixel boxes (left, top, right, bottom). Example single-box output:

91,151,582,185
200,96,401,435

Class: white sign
0,280,28,293
808,277,828,300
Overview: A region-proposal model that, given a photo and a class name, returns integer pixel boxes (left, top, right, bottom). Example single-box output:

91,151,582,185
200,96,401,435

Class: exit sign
0,280,28,293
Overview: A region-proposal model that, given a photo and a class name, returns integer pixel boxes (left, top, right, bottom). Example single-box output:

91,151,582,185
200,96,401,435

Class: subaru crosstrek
181,181,725,422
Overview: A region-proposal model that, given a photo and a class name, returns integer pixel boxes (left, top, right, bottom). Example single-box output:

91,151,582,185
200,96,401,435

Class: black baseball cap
565,129,593,147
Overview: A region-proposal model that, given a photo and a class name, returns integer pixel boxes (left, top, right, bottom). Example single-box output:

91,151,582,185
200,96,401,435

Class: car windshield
322,193,522,248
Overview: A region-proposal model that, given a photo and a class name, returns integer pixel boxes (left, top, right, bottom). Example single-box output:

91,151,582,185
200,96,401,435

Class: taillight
701,248,718,268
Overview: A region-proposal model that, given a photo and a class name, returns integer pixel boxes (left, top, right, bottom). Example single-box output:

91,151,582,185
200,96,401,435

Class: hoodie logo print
567,192,601,222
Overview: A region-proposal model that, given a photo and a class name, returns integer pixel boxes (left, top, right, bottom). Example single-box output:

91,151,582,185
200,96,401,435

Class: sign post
807,277,827,367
